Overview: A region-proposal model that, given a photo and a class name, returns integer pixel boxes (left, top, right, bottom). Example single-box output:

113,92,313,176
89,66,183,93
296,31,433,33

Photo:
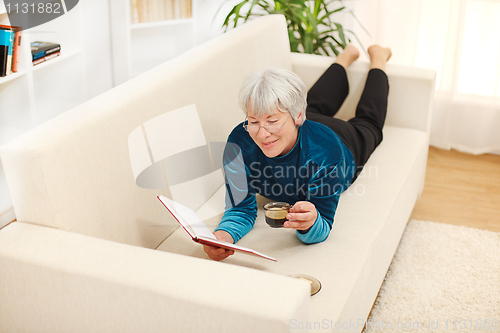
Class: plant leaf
218,0,368,55
327,41,340,56
334,22,347,47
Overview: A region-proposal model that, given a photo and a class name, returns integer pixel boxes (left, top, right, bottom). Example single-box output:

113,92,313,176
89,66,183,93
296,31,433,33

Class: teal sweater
215,120,355,244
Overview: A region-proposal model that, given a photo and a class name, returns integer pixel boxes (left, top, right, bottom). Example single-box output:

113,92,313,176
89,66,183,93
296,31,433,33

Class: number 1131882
6,2,62,14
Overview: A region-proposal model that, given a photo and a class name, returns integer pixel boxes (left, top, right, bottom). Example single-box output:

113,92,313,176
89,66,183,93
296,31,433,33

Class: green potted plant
218,0,365,56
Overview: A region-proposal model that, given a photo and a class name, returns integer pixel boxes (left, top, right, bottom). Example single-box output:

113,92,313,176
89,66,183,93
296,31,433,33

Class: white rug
364,220,500,332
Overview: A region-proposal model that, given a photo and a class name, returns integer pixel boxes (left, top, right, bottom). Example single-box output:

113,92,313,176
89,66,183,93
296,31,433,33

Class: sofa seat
157,125,429,330
0,221,310,333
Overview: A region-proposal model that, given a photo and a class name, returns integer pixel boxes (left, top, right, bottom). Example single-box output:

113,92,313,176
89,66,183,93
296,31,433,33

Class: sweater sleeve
214,141,257,243
295,161,349,244
296,211,331,244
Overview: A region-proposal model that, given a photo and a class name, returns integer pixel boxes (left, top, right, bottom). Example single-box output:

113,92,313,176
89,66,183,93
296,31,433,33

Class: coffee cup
264,202,290,228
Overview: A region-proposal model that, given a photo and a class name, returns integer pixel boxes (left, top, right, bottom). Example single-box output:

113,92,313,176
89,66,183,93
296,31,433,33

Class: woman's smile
261,138,279,149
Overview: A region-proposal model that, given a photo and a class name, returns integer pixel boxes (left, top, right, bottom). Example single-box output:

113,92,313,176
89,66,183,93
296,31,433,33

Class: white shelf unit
110,0,196,86
0,2,86,142
0,1,87,219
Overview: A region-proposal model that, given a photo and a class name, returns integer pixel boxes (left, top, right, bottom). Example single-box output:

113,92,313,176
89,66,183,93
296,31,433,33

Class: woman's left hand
284,201,317,231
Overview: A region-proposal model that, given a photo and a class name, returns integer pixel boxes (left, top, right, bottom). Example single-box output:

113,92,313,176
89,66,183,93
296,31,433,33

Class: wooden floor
410,147,500,232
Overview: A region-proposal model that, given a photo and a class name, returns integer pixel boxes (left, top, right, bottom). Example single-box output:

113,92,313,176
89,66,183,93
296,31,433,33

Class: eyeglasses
243,114,291,134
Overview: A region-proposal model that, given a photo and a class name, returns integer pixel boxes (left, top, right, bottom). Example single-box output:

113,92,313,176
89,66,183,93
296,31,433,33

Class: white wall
194,0,240,44
81,0,114,99
194,0,225,44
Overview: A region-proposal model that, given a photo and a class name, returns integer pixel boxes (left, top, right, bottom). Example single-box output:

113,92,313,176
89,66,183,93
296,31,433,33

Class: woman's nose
256,126,271,139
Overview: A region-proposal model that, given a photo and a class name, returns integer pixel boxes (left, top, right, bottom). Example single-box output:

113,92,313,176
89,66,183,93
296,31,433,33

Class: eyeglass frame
243,114,292,134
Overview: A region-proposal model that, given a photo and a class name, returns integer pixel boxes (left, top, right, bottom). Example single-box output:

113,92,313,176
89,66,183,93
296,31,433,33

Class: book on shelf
178,0,191,19
32,51,61,66
130,0,190,24
0,25,22,77
31,41,61,61
0,29,11,77
5,30,13,75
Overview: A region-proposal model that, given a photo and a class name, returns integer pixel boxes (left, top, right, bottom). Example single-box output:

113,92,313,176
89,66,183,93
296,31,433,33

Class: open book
158,195,276,261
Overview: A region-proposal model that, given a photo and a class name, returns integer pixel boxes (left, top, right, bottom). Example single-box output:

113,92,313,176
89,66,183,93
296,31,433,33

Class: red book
157,195,277,261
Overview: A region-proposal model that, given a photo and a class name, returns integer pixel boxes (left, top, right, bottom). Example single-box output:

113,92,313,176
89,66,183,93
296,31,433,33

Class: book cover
0,30,10,77
158,195,277,261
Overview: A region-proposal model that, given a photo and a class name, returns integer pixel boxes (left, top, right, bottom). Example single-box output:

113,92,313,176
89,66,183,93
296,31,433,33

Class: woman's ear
295,112,303,125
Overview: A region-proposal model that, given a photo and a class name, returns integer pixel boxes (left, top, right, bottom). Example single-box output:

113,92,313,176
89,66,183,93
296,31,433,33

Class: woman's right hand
203,230,235,261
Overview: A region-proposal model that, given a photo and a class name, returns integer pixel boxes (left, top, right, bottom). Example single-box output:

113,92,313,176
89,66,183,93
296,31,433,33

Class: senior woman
204,45,392,261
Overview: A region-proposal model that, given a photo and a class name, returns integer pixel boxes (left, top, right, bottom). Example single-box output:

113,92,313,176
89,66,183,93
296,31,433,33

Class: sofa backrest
0,15,292,249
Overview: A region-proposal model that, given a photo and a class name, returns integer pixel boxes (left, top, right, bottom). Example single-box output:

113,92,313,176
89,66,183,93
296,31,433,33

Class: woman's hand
284,201,317,231
202,230,235,261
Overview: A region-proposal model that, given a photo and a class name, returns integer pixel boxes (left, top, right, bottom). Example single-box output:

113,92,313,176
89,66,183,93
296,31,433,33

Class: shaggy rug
364,220,500,332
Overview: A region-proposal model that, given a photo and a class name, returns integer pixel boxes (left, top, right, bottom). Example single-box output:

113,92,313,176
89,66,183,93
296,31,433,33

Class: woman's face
247,109,303,158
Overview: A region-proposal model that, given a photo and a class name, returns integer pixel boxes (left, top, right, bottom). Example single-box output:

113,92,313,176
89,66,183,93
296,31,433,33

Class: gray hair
239,67,307,125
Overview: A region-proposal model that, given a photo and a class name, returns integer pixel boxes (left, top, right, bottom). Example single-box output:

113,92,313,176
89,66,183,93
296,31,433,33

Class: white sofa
0,15,436,333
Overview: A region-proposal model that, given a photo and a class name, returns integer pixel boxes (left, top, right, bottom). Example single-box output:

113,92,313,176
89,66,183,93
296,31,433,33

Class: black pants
306,63,389,181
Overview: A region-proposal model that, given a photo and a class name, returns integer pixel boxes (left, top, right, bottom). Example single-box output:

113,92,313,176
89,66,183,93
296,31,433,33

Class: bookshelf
0,0,87,219
110,0,196,85
0,2,86,142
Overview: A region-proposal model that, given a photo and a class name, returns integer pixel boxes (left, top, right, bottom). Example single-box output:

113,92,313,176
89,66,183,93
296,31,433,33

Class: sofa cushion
157,125,429,327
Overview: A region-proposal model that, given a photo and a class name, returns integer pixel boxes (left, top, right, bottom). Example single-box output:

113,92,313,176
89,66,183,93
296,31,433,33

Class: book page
158,195,216,240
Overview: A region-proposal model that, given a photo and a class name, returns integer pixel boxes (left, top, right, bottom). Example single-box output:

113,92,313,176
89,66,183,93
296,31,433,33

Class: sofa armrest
291,52,437,133
0,222,310,333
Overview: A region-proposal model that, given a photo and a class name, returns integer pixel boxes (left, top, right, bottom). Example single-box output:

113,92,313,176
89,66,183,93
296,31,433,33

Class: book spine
0,30,9,77
5,30,13,75
130,0,139,24
32,51,60,66
179,0,191,19
11,29,21,73
32,45,61,61
139,0,146,23
166,0,174,20
150,0,156,22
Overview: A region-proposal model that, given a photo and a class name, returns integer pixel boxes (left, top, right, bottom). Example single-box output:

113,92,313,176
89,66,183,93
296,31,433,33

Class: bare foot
335,44,360,69
367,45,392,70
